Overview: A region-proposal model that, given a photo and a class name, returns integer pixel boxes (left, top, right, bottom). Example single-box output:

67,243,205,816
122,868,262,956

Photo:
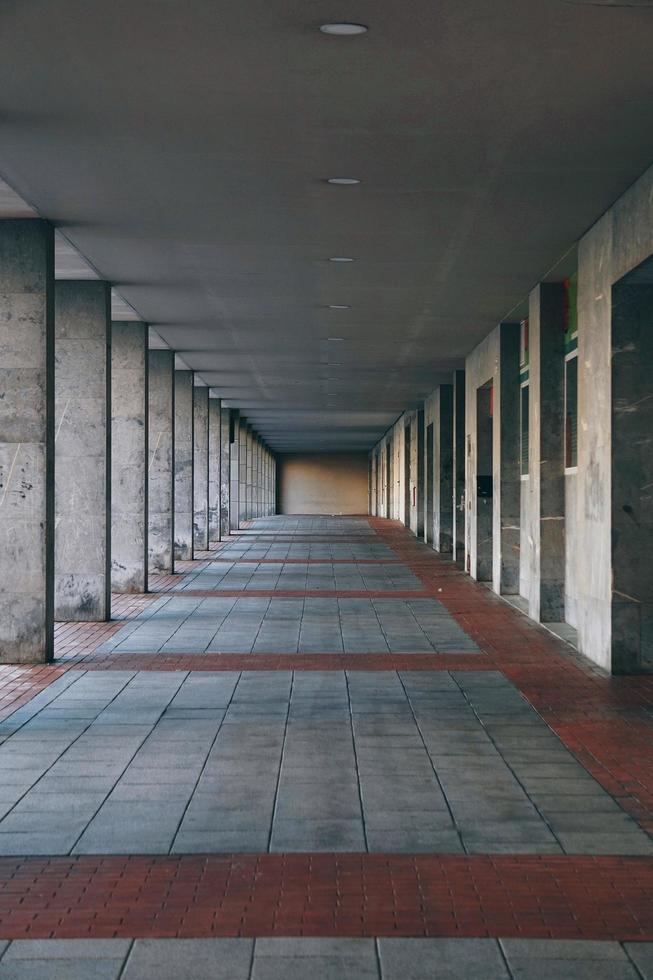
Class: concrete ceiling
1,0,652,452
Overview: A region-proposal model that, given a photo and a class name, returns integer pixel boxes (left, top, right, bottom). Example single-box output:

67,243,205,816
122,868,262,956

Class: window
565,354,578,469
520,383,529,476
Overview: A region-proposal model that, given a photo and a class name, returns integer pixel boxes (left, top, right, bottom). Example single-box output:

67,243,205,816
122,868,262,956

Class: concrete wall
277,453,369,515
575,163,653,671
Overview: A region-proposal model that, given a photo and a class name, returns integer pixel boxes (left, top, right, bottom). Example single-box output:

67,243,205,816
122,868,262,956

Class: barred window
520,383,529,476
565,354,578,468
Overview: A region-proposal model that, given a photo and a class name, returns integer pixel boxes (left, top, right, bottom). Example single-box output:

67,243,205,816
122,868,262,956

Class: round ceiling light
320,22,368,34
327,177,361,185
328,304,350,309
329,256,355,262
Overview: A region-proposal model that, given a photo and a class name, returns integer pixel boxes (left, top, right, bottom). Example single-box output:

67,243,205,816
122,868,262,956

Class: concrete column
173,370,193,561
0,220,54,663
433,386,454,553
54,280,111,622
527,283,566,623
208,396,221,543
246,427,253,520
256,437,262,517
239,424,249,523
148,350,175,574
220,407,231,536
496,323,521,594
229,410,240,531
452,370,465,562
111,322,148,593
193,385,209,551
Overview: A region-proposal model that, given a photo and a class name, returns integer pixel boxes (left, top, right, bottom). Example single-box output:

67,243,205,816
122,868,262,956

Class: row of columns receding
0,219,276,664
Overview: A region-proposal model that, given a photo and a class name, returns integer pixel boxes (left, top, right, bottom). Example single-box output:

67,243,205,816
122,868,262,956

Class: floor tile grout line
115,937,135,979
623,943,648,980
344,669,370,853
167,669,242,854
267,669,295,853
496,938,517,979
395,670,466,855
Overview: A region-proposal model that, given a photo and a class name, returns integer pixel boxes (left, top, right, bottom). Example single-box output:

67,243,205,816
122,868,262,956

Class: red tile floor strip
0,853,652,941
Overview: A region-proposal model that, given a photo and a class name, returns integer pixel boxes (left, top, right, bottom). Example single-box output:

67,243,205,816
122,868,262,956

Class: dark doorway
416,410,425,537
611,260,653,671
404,424,411,527
476,382,494,581
376,453,382,516
426,423,434,544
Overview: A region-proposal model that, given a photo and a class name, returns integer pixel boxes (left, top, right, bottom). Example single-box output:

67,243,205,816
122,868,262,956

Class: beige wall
277,453,369,515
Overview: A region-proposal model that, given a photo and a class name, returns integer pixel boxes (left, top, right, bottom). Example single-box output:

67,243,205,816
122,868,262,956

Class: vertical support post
173,369,194,561
452,369,465,562
148,350,175,574
111,321,148,593
220,407,231,536
208,396,221,543
496,322,521,594
0,220,54,662
54,280,111,621
193,385,209,552
434,385,454,553
229,410,240,531
528,283,566,622
238,420,248,526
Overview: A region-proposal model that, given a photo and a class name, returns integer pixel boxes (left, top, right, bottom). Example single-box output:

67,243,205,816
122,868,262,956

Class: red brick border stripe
0,853,652,941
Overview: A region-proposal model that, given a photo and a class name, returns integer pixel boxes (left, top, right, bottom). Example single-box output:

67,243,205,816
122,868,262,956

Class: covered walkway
0,517,651,976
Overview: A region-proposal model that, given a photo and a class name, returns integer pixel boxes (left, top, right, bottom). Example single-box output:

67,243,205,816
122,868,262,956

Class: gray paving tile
624,942,653,979
378,938,509,979
122,939,253,979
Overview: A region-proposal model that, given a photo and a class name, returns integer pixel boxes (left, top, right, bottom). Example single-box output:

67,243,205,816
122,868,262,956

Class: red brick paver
0,854,651,941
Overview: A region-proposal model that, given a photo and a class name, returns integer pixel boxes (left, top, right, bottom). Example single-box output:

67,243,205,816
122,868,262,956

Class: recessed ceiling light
329,256,355,262
328,304,350,309
320,22,368,35
327,336,344,341
327,177,361,185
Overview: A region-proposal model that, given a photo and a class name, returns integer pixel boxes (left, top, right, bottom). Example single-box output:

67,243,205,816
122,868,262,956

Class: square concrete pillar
173,370,193,561
111,322,148,593
208,396,221,543
230,410,241,530
496,323,521,594
54,280,111,622
246,427,253,520
527,283,566,623
220,407,231,536
148,350,175,574
0,220,54,663
256,437,262,517
452,370,465,562
238,422,248,524
193,385,209,551
433,386,454,553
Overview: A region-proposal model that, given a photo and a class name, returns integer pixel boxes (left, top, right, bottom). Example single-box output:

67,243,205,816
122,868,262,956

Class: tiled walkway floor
1,516,653,977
